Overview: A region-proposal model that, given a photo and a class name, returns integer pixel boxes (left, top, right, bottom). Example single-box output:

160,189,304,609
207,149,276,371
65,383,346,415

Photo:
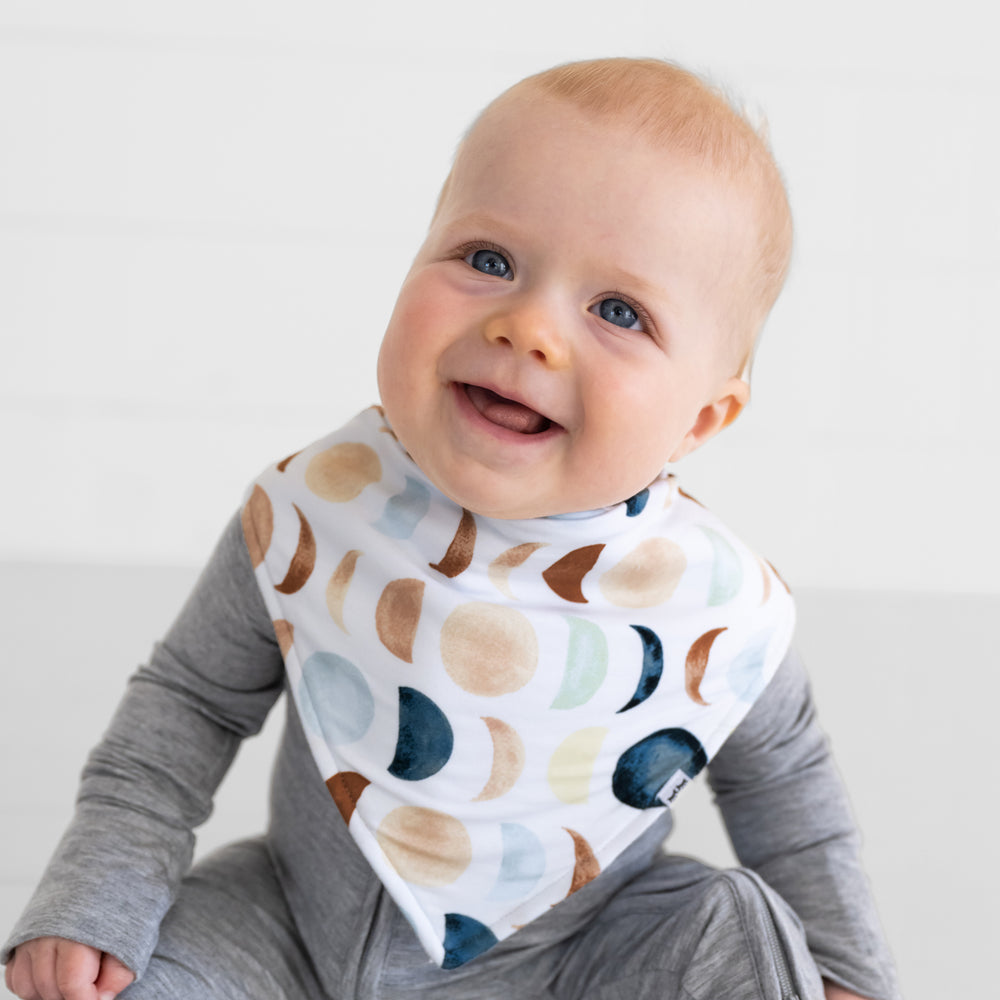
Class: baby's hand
823,982,874,1000
5,937,134,1000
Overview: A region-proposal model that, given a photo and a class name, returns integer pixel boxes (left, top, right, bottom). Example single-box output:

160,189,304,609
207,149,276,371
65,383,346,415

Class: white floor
1,563,995,999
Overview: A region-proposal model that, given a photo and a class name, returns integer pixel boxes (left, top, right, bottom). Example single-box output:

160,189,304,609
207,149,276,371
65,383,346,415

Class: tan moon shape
441,603,538,696
488,542,547,599
272,619,294,657
305,442,381,502
685,627,727,705
473,717,526,801
430,508,477,578
275,504,316,595
598,537,686,608
564,827,601,895
376,806,472,887
326,549,362,631
276,449,301,473
241,485,273,569
542,544,605,603
375,578,425,663
325,771,370,825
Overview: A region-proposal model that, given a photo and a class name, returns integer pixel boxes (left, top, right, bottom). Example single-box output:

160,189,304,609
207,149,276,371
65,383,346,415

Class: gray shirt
3,514,900,999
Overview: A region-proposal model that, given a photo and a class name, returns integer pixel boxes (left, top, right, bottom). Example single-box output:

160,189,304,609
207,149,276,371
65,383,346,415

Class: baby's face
377,94,755,519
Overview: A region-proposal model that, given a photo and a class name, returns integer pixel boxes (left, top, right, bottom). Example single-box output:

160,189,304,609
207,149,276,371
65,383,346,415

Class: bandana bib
241,407,795,969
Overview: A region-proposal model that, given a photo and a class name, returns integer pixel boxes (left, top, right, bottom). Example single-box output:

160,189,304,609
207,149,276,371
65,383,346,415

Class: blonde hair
445,58,793,375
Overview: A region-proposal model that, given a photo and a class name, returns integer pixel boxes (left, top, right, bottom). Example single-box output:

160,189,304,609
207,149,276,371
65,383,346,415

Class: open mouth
461,384,556,435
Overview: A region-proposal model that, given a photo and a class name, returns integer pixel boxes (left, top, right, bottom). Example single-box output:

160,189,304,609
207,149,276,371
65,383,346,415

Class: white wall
2,1,997,592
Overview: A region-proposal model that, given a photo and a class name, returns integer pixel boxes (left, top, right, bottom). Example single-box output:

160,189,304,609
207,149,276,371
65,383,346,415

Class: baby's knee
117,959,198,1000
700,867,786,923
553,864,824,1000
118,946,289,1000
683,867,824,1000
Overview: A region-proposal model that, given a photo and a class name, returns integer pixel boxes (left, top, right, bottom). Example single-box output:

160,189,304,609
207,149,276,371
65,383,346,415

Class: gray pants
120,837,824,1000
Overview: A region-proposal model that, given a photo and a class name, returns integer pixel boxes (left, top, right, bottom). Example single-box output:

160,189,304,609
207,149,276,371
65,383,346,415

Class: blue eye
597,297,641,329
466,248,512,279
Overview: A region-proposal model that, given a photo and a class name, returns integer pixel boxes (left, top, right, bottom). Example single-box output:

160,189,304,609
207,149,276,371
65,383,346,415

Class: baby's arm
2,514,285,988
707,648,900,1000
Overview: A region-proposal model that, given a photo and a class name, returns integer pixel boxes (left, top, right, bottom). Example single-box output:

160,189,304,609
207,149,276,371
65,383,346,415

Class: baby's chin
415,466,569,520
425,472,628,521
403,439,648,520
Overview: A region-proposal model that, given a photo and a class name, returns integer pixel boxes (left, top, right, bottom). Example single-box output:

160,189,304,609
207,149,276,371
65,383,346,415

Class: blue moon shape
625,489,650,517
727,630,772,703
617,624,664,713
489,822,547,901
442,913,499,969
374,475,431,539
300,652,374,745
612,728,708,809
388,687,454,781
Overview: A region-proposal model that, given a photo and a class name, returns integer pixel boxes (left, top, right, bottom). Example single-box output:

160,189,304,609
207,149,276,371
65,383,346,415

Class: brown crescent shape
275,504,316,595
326,772,370,825
765,558,792,594
272,619,294,657
542,545,605,603
429,508,477,578
326,549,362,631
685,627,727,705
677,487,704,507
564,827,601,895
241,485,273,569
757,556,772,606
276,450,301,473
371,404,398,439
375,578,425,662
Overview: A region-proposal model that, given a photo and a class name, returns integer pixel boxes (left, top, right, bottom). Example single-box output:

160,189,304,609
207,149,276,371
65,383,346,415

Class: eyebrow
599,266,671,304
436,212,520,243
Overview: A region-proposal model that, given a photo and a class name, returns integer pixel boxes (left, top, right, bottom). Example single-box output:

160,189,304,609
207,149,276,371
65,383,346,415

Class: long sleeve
708,648,901,1000
2,513,284,977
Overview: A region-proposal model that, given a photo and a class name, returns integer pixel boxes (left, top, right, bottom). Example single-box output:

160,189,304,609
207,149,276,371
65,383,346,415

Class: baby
4,58,899,1000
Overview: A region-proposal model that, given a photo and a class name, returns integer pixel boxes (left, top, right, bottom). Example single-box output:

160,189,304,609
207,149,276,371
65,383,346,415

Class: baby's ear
669,377,750,462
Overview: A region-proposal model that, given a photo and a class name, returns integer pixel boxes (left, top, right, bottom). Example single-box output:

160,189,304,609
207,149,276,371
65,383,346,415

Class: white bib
242,407,795,968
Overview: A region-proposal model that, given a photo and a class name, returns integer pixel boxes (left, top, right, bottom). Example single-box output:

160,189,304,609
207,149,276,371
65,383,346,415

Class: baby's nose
483,303,570,369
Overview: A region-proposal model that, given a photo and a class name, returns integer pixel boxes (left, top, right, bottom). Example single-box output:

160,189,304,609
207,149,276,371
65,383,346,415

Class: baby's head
377,58,792,520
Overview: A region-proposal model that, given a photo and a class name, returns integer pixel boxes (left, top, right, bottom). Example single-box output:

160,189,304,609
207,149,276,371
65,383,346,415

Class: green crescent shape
550,617,608,709
699,525,743,606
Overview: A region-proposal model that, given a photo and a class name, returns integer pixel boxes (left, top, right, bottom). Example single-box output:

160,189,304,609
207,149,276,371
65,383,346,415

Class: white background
2,0,997,592
2,3,997,999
